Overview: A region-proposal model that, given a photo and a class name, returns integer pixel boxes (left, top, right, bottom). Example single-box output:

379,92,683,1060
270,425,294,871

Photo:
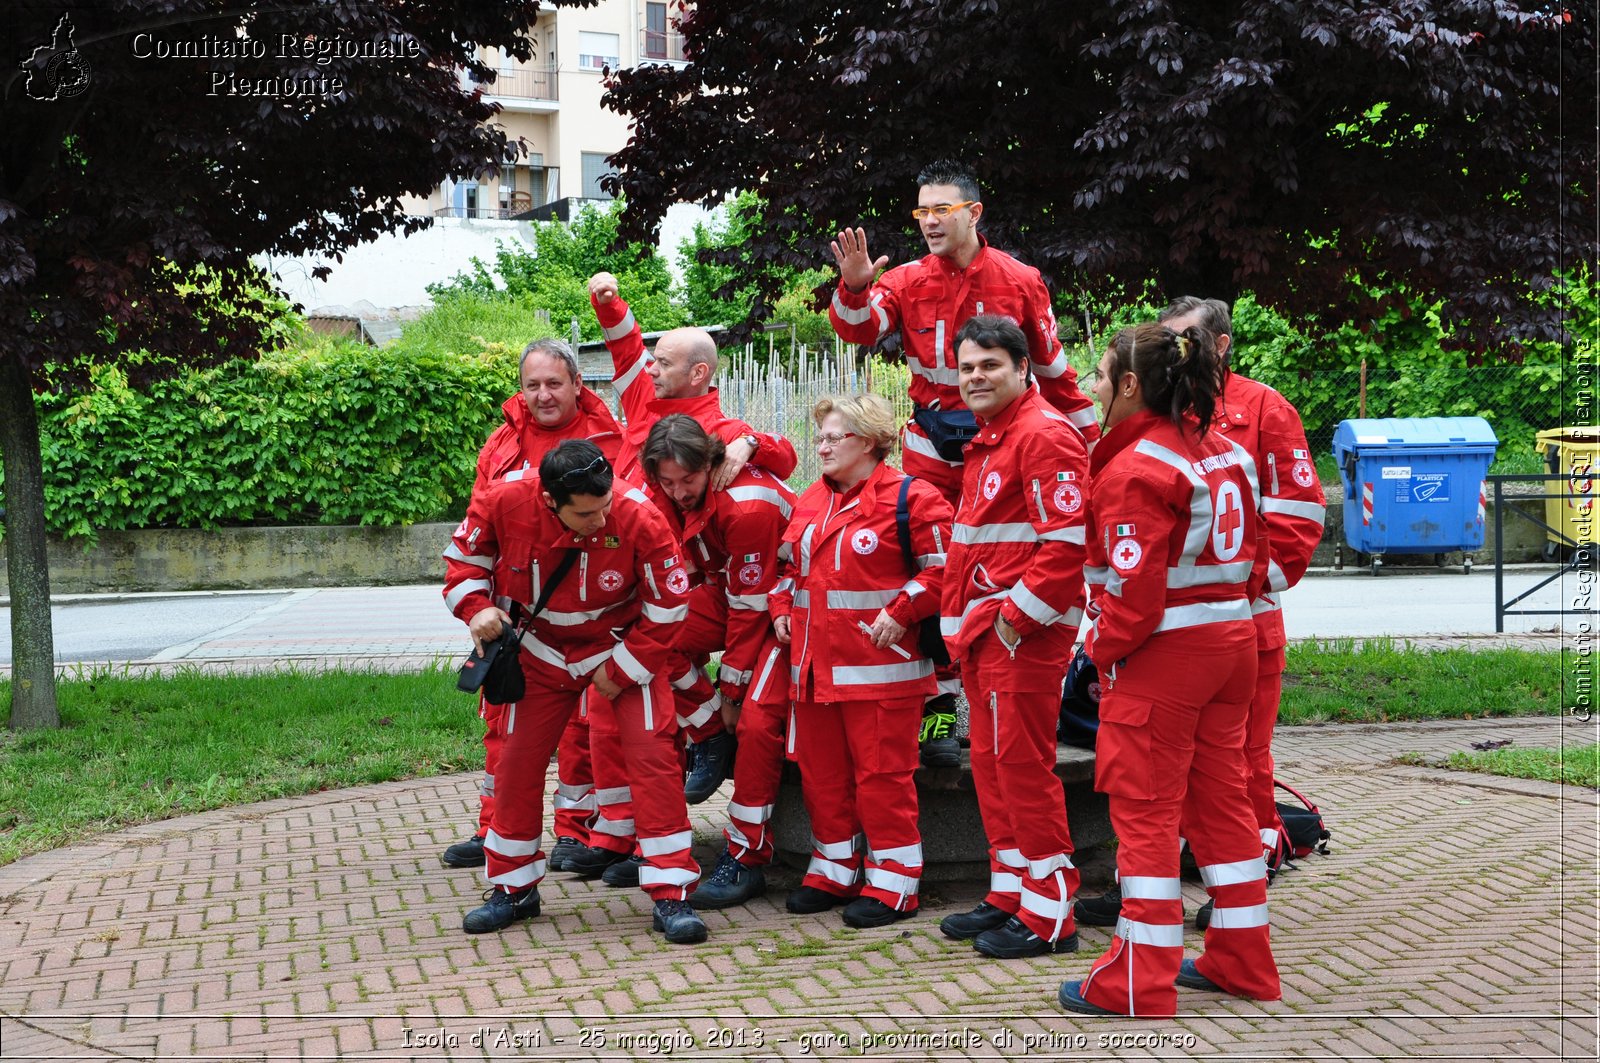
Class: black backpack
1057,646,1101,749
893,475,951,666
1274,779,1331,861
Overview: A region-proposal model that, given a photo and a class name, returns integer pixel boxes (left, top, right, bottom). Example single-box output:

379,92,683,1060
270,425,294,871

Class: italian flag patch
1293,449,1309,459
743,553,761,563
1115,523,1136,536
1057,471,1076,481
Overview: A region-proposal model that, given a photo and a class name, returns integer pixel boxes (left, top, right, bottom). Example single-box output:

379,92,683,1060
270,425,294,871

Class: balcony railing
478,65,558,101
640,28,687,63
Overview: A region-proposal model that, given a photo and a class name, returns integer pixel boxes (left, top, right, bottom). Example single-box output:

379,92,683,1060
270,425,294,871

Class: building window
581,153,615,200
578,31,619,72
644,3,668,58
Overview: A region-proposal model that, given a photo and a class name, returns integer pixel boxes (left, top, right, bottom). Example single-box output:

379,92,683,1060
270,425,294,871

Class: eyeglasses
555,454,609,486
815,432,857,448
911,201,975,220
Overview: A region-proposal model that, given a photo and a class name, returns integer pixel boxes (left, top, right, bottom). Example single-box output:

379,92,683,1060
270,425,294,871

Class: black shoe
938,901,1011,940
684,732,737,804
652,899,708,944
1074,884,1123,927
564,844,629,878
785,885,846,914
1058,979,1119,1015
1194,899,1213,930
602,854,645,888
441,834,487,869
842,897,918,929
1175,958,1224,992
919,701,961,768
462,887,539,934
973,917,1080,958
694,849,767,910
546,835,584,873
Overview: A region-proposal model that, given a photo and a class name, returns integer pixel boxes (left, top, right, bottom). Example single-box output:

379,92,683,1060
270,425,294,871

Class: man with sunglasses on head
442,439,708,944
829,161,1100,765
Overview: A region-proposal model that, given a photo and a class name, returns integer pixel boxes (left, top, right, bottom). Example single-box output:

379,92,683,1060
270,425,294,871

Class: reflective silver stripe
1019,885,1070,921
486,859,545,889
989,871,1022,896
1114,915,1184,948
870,291,891,336
639,829,693,857
641,682,654,729
831,660,934,685
1083,565,1111,586
719,666,749,685
996,847,1025,868
799,525,815,578
953,522,1037,545
750,646,782,701
1038,525,1086,544
485,830,541,858
642,601,688,623
904,580,926,599
595,786,632,804
1266,558,1289,593
726,824,757,850
726,591,769,611
1198,857,1266,889
676,694,718,729
771,576,794,596
902,423,964,466
805,857,857,887
1010,582,1062,627
1166,561,1254,588
793,589,811,609
614,352,649,397
865,866,919,897
1154,599,1252,632
443,543,494,570
479,773,495,797
909,358,960,387
445,578,492,611
916,553,946,567
728,800,774,823
519,630,569,671
826,588,900,610
612,642,652,683
603,309,638,342
544,601,631,626
567,646,613,677
1263,497,1327,523
592,818,636,837
1032,348,1070,379
813,836,858,860
830,289,872,326
1209,903,1270,930
639,865,700,888
1252,595,1283,616
724,485,794,517
1066,406,1098,430
1260,827,1281,849
1135,438,1212,565
624,488,651,506
1119,875,1182,901
939,587,1009,636
671,667,701,690
934,320,946,367
1024,852,1075,879
871,842,924,866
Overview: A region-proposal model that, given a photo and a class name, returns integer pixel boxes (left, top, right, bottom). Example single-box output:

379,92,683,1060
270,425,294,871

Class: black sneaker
1074,884,1123,927
842,896,918,929
564,844,630,878
546,835,584,873
1194,899,1213,930
938,901,1011,940
684,731,737,804
441,834,487,869
785,885,846,914
919,699,961,768
652,899,708,944
601,854,645,888
462,887,540,934
973,917,1080,958
1174,958,1224,992
694,849,767,910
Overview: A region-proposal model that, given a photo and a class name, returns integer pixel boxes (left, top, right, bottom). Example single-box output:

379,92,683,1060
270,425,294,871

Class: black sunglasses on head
555,453,609,488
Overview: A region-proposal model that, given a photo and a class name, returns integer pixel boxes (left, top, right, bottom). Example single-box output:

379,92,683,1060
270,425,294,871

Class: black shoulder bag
457,548,580,704
894,475,952,667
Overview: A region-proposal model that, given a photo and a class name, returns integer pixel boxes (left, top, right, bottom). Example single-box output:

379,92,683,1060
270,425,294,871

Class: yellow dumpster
1536,426,1600,555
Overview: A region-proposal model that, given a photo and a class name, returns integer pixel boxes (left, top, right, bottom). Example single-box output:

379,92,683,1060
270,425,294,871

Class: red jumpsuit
645,465,796,866
940,389,1089,942
442,479,699,902
771,461,953,911
463,390,624,849
1202,373,1326,860
1077,409,1280,1016
827,236,1099,505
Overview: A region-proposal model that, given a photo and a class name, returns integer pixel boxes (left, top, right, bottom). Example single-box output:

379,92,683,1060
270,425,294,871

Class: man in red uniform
828,160,1100,764
440,339,623,873
936,315,1090,959
638,415,796,909
1073,297,1327,930
441,440,707,944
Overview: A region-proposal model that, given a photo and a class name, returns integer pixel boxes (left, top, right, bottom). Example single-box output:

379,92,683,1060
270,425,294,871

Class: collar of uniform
648,387,724,422
971,386,1036,444
933,233,990,277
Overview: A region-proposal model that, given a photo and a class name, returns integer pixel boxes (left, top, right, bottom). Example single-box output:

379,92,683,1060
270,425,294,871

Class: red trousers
485,655,698,902
665,585,735,743
723,640,789,865
962,633,1078,941
478,699,595,847
1246,644,1287,854
792,697,924,910
1080,623,1281,1016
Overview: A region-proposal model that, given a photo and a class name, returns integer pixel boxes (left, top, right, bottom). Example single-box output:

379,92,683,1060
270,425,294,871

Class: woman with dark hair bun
1058,323,1281,1016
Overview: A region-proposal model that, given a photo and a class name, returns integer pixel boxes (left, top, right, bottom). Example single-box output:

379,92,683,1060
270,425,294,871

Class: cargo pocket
1093,695,1155,800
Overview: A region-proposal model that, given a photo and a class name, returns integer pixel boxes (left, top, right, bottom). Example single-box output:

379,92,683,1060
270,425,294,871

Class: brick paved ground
1,712,1594,1061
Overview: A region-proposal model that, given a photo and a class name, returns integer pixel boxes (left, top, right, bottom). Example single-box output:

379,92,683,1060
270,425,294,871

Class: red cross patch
851,528,880,555
1111,538,1143,571
598,569,624,592
666,567,689,595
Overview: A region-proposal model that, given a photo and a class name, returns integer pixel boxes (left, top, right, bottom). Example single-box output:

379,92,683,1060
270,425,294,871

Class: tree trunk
0,355,59,730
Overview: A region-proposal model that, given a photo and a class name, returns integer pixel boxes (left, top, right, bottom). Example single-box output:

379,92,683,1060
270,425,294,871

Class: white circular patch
1211,480,1246,562
738,562,764,587
598,569,624,592
1053,482,1082,515
1292,460,1316,489
666,567,690,595
983,471,1002,500
1111,538,1143,571
851,528,880,555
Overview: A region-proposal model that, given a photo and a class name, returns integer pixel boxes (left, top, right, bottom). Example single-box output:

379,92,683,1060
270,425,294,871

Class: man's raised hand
830,228,889,294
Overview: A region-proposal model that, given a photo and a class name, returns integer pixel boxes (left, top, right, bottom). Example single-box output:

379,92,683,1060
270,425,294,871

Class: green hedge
33,339,521,540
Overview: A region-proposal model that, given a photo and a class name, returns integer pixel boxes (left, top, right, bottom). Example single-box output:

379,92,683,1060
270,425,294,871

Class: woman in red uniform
769,394,954,928
1059,323,1281,1016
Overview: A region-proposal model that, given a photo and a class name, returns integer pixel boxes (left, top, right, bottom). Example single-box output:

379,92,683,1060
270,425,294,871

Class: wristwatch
742,433,760,452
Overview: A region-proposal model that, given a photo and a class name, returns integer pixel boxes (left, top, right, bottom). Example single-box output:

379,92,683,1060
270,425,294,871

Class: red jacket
828,237,1100,454
591,293,799,484
659,464,797,696
1083,409,1266,669
1212,372,1327,649
940,389,1089,660
770,461,954,702
443,477,687,696
473,389,623,494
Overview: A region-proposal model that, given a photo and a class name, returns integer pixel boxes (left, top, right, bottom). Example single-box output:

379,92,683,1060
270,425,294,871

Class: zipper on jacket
1267,452,1280,496
579,552,589,602
532,558,542,606
1031,478,1046,523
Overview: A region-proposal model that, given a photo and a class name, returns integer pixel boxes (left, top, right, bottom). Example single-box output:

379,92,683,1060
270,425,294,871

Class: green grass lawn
1403,744,1599,788
0,642,1562,865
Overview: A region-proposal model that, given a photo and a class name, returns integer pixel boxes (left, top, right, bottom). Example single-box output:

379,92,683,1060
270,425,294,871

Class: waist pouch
911,406,979,461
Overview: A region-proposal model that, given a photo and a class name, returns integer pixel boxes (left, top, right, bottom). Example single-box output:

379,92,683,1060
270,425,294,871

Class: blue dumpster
1331,417,1499,574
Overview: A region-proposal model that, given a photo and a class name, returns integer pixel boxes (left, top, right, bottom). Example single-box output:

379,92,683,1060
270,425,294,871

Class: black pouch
911,405,979,461
457,624,525,705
